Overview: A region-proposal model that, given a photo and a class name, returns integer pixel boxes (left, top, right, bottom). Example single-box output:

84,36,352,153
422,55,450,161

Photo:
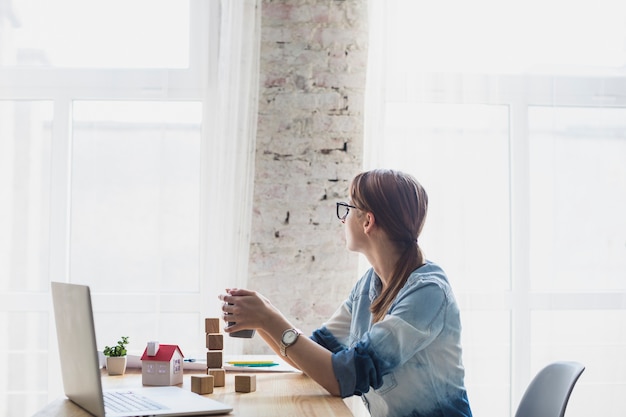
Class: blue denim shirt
311,261,472,417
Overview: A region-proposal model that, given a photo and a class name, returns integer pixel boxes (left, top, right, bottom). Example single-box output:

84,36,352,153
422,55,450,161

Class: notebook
51,281,233,416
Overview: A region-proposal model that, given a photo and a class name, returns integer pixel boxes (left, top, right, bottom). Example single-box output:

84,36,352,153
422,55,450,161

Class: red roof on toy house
140,344,184,362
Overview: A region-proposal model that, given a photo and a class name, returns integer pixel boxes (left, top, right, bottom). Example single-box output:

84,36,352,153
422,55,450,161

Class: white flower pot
106,356,127,375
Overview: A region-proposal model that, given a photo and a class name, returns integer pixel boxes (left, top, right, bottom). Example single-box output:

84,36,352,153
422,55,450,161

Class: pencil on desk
227,360,277,365
233,363,279,367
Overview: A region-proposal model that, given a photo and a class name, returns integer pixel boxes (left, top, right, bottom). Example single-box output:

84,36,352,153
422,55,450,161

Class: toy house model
140,342,184,386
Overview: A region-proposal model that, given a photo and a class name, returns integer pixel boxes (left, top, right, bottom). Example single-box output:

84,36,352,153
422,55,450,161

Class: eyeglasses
336,202,359,221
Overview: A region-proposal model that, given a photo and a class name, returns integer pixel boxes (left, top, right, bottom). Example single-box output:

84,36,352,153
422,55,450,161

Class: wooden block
206,333,224,350
205,318,220,334
207,368,226,387
191,375,214,394
235,374,256,393
206,350,223,368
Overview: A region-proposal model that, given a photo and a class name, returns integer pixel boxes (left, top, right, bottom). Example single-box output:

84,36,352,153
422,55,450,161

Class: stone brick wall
245,0,368,353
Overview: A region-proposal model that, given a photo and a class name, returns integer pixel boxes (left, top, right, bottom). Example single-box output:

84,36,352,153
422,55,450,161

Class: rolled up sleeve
315,282,448,398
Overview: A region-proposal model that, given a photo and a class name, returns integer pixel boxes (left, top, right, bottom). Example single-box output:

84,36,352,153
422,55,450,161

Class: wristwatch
279,328,302,357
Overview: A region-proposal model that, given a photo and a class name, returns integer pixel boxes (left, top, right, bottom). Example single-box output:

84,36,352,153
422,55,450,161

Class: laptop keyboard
104,390,168,413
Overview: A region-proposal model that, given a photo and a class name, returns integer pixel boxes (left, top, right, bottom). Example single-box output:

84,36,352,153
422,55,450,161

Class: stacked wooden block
190,317,256,394
191,318,226,395
205,318,225,372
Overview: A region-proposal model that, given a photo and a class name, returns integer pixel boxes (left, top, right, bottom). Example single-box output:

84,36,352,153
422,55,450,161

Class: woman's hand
218,288,283,334
217,288,341,396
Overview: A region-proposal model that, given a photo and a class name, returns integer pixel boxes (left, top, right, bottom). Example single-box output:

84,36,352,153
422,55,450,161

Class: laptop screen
51,282,106,416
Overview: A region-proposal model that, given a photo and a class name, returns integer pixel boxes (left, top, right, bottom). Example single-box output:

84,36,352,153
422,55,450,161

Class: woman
219,169,472,417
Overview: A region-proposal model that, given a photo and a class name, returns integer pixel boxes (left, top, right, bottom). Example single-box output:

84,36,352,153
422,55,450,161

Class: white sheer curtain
202,0,261,353
365,2,626,417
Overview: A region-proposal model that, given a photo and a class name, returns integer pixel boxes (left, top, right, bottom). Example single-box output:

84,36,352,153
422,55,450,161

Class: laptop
51,281,233,416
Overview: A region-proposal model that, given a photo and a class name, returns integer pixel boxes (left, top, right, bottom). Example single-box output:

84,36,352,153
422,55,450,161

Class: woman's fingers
217,288,270,330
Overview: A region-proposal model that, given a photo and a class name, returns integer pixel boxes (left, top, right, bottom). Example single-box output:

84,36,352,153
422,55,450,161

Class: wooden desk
33,369,355,416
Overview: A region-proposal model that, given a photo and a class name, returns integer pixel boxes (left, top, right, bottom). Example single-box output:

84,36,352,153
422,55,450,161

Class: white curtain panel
201,0,261,327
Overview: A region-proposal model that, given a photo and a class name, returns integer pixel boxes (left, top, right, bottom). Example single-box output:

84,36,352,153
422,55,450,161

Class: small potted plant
103,336,129,375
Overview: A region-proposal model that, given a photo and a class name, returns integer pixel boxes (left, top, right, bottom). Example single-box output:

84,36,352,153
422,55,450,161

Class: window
0,101,53,293
70,101,202,293
367,2,626,417
2,0,189,68
528,106,626,292
0,2,238,415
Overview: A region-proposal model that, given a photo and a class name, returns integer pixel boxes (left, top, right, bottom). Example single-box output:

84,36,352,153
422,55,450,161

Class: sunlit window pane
379,103,511,291
2,0,189,68
529,106,626,291
461,310,511,417
0,101,53,292
70,101,202,292
384,0,626,74
531,310,626,417
0,311,49,416
95,311,201,358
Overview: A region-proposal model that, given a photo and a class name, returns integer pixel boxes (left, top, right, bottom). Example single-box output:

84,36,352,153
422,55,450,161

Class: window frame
365,70,626,417
0,0,221,410
0,0,213,296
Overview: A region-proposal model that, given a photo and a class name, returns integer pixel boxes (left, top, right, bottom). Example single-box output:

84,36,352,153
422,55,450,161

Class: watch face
283,330,298,344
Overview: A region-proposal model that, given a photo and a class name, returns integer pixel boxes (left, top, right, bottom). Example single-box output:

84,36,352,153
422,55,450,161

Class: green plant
103,336,129,357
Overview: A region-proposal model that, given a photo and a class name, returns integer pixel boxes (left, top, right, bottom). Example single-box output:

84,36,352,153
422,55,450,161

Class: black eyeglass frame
336,202,359,221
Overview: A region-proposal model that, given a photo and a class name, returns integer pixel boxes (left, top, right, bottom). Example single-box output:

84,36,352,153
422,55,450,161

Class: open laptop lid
51,282,233,417
51,281,106,416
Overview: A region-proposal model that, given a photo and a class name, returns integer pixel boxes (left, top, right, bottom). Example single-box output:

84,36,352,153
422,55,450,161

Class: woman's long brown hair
350,169,428,323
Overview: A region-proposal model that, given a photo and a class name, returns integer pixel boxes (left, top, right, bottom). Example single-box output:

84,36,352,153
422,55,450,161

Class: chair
515,361,585,417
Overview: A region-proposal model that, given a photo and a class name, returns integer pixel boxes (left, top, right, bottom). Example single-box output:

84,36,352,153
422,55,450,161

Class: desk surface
33,368,355,417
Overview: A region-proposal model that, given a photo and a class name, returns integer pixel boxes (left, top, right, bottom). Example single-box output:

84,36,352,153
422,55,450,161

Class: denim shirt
311,261,472,417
